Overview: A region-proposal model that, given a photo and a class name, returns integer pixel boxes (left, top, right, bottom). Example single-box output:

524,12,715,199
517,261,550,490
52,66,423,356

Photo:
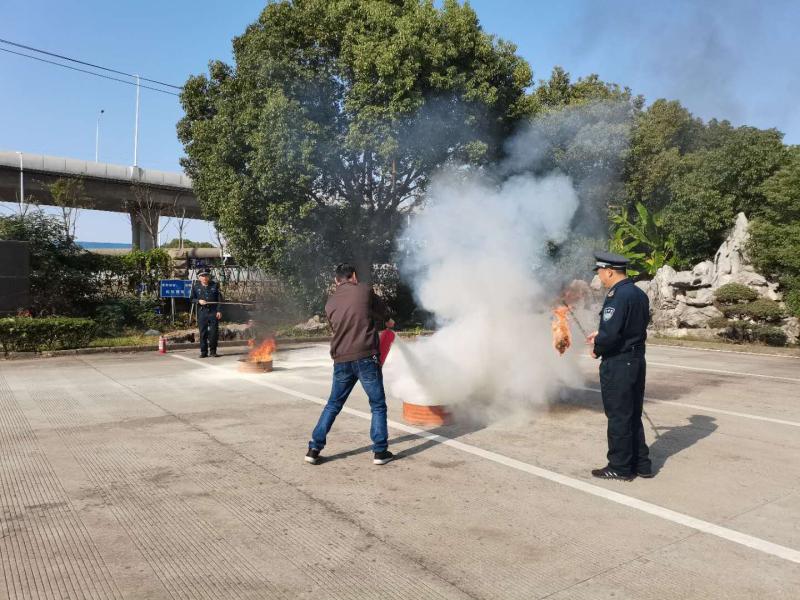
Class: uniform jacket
191,281,222,316
593,278,650,358
325,282,388,363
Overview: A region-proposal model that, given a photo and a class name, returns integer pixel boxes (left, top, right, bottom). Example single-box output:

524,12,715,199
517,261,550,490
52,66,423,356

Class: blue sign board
159,279,193,298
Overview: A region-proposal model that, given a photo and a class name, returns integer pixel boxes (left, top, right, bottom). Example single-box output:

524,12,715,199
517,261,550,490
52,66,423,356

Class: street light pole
133,74,140,166
95,109,104,162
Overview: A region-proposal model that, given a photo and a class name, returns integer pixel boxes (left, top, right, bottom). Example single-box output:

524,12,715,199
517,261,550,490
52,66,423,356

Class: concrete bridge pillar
129,207,160,250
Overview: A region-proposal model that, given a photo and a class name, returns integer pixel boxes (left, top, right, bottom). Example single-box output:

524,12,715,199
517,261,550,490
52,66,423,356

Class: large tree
178,0,532,303
749,147,800,316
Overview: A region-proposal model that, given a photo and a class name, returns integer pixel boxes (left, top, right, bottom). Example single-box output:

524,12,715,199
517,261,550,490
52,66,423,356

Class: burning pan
238,359,274,373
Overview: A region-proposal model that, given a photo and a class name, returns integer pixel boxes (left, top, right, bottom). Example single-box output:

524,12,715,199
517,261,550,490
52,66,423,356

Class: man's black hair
334,263,357,282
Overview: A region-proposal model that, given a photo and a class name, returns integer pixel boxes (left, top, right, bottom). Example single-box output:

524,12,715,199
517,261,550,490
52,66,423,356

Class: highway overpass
0,150,202,249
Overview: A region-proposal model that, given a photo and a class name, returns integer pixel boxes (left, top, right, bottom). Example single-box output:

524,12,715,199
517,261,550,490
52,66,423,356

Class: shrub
706,316,730,329
94,296,165,334
717,321,788,347
0,317,98,353
786,288,800,318
722,298,785,322
714,283,758,304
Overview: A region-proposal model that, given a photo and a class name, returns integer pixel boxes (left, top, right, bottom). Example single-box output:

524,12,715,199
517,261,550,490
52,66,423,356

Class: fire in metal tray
239,338,277,372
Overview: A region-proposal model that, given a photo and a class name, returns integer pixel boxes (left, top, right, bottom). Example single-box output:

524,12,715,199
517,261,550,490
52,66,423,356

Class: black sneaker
591,466,634,481
636,470,655,479
373,450,394,465
210,352,220,358
305,448,321,465
199,353,208,359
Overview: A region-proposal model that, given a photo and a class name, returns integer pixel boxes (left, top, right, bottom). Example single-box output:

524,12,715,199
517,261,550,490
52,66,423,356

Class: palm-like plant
610,202,675,277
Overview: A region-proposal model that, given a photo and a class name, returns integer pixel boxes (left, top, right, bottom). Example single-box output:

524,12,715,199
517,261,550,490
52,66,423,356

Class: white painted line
581,355,800,383
647,361,800,384
171,352,800,565
576,386,800,429
649,343,800,360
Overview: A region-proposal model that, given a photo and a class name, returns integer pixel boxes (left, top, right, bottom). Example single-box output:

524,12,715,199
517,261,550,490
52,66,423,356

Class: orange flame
248,338,276,363
552,306,572,355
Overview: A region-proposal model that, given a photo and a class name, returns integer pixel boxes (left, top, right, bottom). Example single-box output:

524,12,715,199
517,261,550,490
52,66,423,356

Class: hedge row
720,298,786,322
0,317,98,354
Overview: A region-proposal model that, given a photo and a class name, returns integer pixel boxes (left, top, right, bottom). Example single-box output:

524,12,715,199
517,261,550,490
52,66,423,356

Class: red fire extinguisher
158,335,167,354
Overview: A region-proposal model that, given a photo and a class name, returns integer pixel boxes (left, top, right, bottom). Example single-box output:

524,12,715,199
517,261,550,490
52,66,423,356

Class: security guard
587,251,653,481
191,270,222,358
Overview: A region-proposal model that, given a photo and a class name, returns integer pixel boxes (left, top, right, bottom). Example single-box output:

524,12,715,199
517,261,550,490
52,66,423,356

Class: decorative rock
144,329,161,336
781,317,799,345
296,315,329,332
674,304,723,328
712,212,751,288
684,289,715,307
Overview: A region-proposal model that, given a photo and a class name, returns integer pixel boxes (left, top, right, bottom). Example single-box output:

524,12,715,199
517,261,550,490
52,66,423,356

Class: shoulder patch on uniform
603,307,615,321
607,289,615,298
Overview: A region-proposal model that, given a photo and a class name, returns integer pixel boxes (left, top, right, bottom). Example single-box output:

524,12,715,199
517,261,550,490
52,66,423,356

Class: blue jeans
309,356,389,453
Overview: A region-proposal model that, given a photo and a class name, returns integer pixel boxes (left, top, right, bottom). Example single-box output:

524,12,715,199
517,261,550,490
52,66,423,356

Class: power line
0,37,183,89
0,46,180,96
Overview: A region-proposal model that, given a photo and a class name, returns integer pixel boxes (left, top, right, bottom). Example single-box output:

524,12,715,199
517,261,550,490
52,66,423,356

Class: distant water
77,241,132,250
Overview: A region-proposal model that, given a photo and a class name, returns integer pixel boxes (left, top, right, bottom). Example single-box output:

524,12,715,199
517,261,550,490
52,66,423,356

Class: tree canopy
179,0,798,315
179,0,532,304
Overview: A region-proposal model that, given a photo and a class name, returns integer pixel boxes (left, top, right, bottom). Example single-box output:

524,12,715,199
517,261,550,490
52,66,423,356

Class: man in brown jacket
306,263,395,465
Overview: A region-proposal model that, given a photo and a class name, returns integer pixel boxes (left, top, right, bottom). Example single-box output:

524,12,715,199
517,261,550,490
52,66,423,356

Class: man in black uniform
190,270,223,358
587,251,653,481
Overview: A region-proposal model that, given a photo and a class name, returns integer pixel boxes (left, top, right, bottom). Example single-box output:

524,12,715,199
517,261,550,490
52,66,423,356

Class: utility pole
133,75,140,166
16,151,24,212
95,109,104,162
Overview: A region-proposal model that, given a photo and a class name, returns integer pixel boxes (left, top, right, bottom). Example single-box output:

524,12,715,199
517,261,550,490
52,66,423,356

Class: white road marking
647,361,800,384
575,386,800,429
649,343,800,360
581,355,800,383
172,352,800,565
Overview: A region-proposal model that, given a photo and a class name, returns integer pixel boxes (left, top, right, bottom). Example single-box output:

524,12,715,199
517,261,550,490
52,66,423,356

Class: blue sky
2,0,798,243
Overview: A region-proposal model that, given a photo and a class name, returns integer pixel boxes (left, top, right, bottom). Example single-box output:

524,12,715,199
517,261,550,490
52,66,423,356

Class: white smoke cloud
383,168,586,421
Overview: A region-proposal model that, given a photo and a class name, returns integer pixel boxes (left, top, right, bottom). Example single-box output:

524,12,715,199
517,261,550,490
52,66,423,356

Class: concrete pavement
1,343,798,599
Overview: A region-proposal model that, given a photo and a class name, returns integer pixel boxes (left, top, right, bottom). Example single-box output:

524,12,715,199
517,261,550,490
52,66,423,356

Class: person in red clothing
305,263,395,466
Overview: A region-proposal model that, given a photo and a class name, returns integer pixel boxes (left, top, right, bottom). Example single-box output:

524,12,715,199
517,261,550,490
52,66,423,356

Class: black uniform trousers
198,309,219,356
599,349,651,475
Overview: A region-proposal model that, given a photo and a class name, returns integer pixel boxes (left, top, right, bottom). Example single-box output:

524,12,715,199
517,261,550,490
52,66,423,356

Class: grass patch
88,335,158,348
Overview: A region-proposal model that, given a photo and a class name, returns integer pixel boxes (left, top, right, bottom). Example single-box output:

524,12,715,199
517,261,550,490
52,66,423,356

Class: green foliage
721,299,785,322
161,238,215,248
94,297,165,335
661,126,787,266
609,202,674,276
178,0,533,308
0,317,98,354
714,283,758,304
0,211,104,314
717,321,788,347
785,287,800,319
749,148,800,315
621,96,789,267
706,316,731,329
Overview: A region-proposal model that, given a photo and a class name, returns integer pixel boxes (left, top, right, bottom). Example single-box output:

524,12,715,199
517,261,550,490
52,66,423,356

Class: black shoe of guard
636,470,656,479
591,466,634,481
373,450,394,465
199,354,208,359
305,448,321,465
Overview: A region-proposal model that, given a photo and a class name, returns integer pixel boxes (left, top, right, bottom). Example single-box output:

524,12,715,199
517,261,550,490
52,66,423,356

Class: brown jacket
325,282,388,363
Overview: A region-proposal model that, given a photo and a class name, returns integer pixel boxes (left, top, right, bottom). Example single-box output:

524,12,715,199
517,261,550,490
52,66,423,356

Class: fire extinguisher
158,335,167,354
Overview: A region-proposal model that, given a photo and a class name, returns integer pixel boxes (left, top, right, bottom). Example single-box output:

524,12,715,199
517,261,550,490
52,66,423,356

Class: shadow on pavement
321,420,486,464
648,414,718,471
